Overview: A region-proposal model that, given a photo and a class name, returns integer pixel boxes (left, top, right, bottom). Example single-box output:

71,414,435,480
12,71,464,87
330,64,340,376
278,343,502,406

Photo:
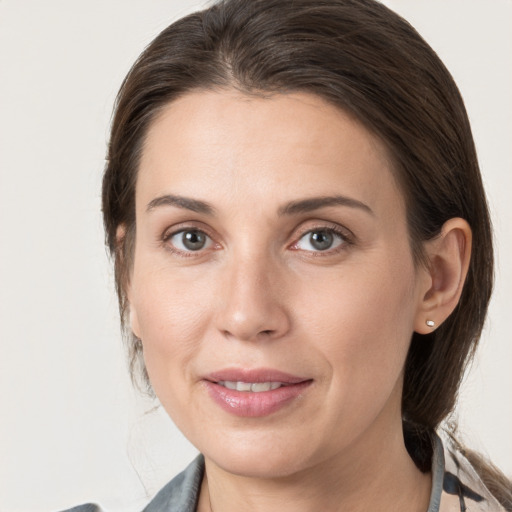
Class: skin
126,90,471,512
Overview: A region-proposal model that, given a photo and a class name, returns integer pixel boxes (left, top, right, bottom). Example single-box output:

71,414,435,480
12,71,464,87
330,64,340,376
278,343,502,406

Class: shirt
61,432,507,512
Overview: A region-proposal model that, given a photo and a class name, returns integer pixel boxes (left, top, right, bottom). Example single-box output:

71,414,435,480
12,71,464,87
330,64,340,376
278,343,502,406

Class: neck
197,418,431,512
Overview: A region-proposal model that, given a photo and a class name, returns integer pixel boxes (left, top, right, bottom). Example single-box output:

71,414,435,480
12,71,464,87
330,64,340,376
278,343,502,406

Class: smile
203,369,313,417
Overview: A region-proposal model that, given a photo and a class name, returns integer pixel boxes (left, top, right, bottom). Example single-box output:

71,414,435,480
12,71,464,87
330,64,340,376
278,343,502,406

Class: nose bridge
216,245,290,341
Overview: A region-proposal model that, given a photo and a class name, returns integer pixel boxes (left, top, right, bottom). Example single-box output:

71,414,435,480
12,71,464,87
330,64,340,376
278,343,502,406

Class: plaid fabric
437,432,507,512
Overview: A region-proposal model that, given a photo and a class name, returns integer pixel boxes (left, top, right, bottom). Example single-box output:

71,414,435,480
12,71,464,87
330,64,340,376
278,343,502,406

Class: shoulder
142,454,204,512
57,455,204,512
436,431,509,512
57,505,105,512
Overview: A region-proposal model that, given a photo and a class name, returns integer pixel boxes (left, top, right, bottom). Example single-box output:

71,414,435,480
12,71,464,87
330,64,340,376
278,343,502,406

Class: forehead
137,90,404,217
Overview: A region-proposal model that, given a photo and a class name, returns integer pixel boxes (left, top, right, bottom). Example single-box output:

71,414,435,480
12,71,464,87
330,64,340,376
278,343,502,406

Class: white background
0,1,510,511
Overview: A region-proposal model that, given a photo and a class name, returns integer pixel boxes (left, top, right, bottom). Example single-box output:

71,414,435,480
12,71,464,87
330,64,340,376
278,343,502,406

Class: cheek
298,254,417,393
130,265,215,393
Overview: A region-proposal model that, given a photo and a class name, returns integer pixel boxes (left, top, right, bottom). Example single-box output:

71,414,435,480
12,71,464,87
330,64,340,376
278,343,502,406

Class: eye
167,229,213,252
294,228,346,252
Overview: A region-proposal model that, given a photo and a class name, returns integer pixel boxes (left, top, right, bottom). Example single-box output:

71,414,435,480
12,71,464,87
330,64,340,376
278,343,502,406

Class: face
128,90,428,478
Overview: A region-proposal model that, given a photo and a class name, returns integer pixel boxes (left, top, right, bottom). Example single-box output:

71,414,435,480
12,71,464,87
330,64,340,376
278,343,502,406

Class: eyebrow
145,193,373,217
146,194,215,215
278,195,374,216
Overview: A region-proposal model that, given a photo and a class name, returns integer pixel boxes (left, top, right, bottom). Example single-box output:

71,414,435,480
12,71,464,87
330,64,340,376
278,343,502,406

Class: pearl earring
426,319,435,328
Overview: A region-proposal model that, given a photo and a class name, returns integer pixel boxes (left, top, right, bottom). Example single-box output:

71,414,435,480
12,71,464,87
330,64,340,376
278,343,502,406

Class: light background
0,1,510,511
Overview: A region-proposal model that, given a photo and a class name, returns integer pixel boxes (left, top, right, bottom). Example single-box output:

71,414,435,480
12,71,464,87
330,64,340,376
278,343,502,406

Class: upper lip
205,368,309,384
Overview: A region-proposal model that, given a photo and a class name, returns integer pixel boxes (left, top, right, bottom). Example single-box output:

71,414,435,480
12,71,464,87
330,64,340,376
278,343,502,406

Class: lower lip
203,381,312,417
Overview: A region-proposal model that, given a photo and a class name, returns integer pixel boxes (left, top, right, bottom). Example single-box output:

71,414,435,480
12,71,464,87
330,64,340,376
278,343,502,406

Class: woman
66,0,511,510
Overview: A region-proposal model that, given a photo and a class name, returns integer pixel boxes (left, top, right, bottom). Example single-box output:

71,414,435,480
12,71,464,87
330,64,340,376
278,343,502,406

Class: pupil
183,230,206,250
310,231,333,250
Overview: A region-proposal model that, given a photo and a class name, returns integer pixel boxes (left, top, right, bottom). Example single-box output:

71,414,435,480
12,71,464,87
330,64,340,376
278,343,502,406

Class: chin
210,450,308,479
200,430,321,479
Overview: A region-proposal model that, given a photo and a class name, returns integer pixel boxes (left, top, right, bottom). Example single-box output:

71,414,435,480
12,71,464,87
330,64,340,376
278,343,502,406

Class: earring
426,319,435,328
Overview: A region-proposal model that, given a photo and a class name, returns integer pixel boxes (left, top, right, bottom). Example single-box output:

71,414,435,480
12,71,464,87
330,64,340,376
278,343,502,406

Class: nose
215,255,291,342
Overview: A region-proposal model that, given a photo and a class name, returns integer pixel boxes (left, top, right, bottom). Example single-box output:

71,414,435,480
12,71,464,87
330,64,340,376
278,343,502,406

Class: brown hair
102,0,510,504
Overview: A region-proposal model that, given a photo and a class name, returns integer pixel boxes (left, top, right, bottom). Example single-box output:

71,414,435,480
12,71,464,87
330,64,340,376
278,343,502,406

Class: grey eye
310,231,333,250
170,230,212,252
296,229,344,252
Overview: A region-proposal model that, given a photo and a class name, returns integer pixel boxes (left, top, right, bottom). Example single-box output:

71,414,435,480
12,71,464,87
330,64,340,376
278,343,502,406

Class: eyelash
161,225,219,258
161,223,354,257
289,224,353,256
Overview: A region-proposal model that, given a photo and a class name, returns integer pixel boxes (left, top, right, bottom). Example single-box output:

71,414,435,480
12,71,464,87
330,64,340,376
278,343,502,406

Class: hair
102,0,510,505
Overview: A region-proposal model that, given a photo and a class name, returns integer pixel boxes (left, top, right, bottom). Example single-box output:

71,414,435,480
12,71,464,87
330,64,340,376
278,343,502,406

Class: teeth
250,382,271,392
237,381,252,391
219,381,283,392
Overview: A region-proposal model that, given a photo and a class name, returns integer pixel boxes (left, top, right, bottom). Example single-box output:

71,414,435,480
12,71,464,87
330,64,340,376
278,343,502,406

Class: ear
116,224,141,339
414,218,472,334
129,302,142,339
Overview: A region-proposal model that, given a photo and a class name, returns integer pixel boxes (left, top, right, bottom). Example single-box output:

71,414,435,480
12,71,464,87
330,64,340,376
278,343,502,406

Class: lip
206,368,308,384
203,368,313,418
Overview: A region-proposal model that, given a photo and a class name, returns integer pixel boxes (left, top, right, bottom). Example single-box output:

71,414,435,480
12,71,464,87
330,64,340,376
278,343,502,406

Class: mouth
203,368,312,417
